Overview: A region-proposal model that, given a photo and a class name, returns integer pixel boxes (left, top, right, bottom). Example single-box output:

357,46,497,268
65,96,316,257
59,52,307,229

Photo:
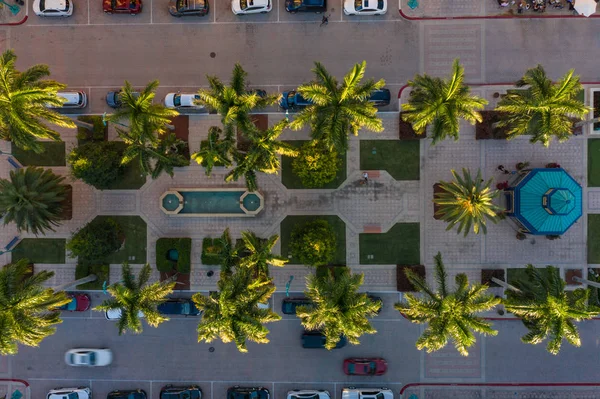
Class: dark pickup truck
285,0,326,13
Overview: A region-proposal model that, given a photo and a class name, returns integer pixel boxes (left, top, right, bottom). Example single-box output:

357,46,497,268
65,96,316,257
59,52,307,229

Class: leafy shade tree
191,126,233,176
289,61,384,153
292,141,341,188
67,217,123,262
238,231,288,277
434,168,503,236
193,268,281,353
503,265,599,355
105,80,179,135
290,220,336,266
496,65,588,147
226,119,298,191
0,167,67,235
395,252,500,356
0,259,71,355
95,263,175,335
402,59,487,144
69,141,124,189
0,50,75,153
297,269,380,349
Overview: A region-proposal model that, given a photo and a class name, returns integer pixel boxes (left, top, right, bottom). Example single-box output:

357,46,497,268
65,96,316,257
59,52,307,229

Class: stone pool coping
159,188,264,217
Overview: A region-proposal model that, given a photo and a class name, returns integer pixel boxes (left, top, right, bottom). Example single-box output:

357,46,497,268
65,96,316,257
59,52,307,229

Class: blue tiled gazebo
504,168,582,236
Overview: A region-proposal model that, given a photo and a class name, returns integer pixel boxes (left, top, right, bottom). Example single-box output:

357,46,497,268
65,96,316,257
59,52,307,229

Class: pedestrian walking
363,172,369,183
497,165,510,174
320,14,329,26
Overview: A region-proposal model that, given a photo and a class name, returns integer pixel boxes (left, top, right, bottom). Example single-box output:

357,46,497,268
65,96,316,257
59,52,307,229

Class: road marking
150,0,153,23
87,0,90,25
28,378,405,385
211,382,213,399
271,383,275,399
212,0,216,23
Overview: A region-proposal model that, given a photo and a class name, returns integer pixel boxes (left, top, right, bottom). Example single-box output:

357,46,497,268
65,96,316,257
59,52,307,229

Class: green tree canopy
67,217,124,262
238,231,288,278
292,141,341,188
191,126,233,176
290,220,336,266
68,141,124,189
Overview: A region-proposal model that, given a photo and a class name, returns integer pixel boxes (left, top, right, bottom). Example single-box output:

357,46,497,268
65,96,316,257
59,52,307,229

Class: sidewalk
399,0,589,19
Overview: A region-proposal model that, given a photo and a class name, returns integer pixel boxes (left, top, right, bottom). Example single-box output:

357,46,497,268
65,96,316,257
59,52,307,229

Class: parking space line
87,0,90,24
211,382,213,399
212,0,215,22
271,383,275,399
150,0,153,23
333,383,337,399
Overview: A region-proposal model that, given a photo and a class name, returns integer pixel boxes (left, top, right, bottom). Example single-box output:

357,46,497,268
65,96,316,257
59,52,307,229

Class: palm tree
191,126,233,176
289,61,384,153
395,252,500,356
0,259,71,355
402,58,487,144
503,265,599,355
118,126,169,178
0,50,76,153
495,65,588,147
196,63,279,139
226,119,298,191
434,168,503,236
105,80,179,135
151,132,189,179
217,228,240,275
95,263,175,335
193,268,281,353
0,167,67,235
296,269,380,350
238,231,288,277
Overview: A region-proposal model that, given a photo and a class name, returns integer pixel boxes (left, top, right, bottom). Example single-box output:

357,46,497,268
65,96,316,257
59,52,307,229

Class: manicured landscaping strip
588,214,600,263
75,264,109,290
281,140,347,189
359,223,420,264
12,238,66,264
76,115,107,145
156,237,191,273
280,215,346,265
94,215,147,264
588,139,600,187
360,140,420,181
201,237,224,265
12,141,66,166
507,266,559,285
105,142,147,190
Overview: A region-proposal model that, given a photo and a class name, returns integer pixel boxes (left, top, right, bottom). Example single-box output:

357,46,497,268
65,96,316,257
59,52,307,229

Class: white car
341,388,393,399
164,93,205,110
33,0,73,16
65,348,113,367
287,390,331,399
232,0,271,14
105,308,145,320
47,388,91,399
343,0,386,15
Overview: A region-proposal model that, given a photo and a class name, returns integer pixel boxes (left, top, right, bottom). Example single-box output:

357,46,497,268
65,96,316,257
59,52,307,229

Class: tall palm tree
238,231,288,277
193,268,281,353
95,263,175,335
118,126,169,178
503,265,599,355
289,61,384,153
151,132,189,179
395,252,500,356
217,228,240,275
296,269,380,350
0,50,76,153
226,119,298,191
0,167,67,235
0,259,71,355
105,80,179,135
196,63,279,139
495,65,588,147
191,126,233,176
402,58,487,144
434,168,503,236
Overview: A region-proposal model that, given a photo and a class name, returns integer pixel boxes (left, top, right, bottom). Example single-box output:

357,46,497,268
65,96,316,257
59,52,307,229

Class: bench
4,236,20,251
363,225,382,233
7,157,21,169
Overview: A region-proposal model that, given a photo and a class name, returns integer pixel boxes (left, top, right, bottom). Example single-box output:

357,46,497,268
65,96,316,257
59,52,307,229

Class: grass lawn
588,139,600,187
507,266,560,285
360,140,420,181
105,142,147,190
12,141,66,166
281,141,347,189
589,214,600,263
280,215,346,265
93,215,147,264
359,223,420,264
12,238,66,264
75,264,109,290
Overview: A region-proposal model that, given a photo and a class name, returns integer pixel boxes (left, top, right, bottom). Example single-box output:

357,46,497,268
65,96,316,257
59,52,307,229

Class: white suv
47,387,91,399
341,388,393,399
287,391,330,399
33,0,73,16
232,0,271,14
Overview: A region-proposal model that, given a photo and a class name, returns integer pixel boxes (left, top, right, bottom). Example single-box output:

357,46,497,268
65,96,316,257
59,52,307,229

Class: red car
57,293,91,312
343,358,388,376
103,0,142,14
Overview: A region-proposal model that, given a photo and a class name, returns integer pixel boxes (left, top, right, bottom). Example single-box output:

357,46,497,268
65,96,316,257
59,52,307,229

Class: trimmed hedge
202,237,223,265
75,263,109,290
156,238,191,273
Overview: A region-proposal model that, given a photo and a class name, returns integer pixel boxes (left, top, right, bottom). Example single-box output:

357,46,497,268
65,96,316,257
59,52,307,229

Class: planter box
397,265,425,292
398,113,424,140
433,183,444,220
565,268,583,286
475,111,509,140
481,269,505,287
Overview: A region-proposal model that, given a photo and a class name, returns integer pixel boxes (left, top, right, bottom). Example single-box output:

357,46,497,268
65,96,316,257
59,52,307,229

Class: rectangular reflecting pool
160,188,264,217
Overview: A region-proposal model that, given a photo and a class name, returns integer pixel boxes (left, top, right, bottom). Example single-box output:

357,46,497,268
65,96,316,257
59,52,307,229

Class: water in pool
179,191,246,214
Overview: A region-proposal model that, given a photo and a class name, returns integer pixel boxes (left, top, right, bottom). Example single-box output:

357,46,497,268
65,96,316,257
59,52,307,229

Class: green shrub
290,220,337,266
155,238,192,273
202,237,223,265
76,115,106,144
69,142,123,189
75,263,109,290
67,218,124,262
292,142,342,188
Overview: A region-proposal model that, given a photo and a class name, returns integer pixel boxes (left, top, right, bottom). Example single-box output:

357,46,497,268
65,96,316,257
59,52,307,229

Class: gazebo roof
508,168,582,235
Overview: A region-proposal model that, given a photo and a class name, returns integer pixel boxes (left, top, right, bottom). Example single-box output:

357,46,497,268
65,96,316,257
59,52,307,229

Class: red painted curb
0,15,28,26
398,7,600,20
0,379,30,387
399,382,600,396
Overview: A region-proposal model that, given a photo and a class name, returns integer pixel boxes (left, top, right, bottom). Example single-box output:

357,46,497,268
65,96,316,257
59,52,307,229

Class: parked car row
33,0,387,17
280,88,391,111
48,387,394,399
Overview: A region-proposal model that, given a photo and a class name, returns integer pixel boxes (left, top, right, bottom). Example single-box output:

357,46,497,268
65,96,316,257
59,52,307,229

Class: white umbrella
574,0,597,17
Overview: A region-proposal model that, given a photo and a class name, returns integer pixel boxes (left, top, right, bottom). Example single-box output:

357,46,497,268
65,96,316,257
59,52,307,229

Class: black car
160,385,202,399
285,0,325,13
158,299,201,316
301,331,347,349
168,0,209,16
282,296,383,315
368,88,391,107
106,90,140,108
227,387,269,399
108,390,147,399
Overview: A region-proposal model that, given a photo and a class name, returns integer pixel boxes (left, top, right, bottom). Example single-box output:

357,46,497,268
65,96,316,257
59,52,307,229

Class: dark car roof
157,299,201,315
368,88,391,106
160,386,201,399
227,387,269,399
281,297,312,314
302,331,347,348
286,0,326,11
108,390,147,399
177,0,206,11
